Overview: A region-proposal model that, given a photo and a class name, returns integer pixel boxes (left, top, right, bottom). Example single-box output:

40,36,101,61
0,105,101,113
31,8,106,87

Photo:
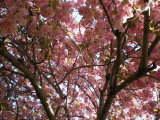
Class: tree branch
59,64,108,84
98,63,156,120
98,0,116,35
110,30,122,88
148,36,160,57
140,9,150,69
97,91,115,120
115,64,156,95
0,47,56,120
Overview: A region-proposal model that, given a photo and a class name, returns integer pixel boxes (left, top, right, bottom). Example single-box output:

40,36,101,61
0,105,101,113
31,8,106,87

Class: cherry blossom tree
0,0,159,119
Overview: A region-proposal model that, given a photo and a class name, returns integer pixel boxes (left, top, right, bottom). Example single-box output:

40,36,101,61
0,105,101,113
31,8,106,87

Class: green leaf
40,38,50,48
47,22,51,26
154,31,160,36
79,44,85,50
150,20,156,27
51,47,55,53
130,17,139,27
94,39,98,43
52,26,57,31
112,10,118,15
94,11,99,19
86,43,89,48
26,15,32,21
0,102,5,110
35,7,41,12
38,20,43,27
47,56,52,61
122,0,129,4
134,37,140,44
49,0,59,10
149,20,156,31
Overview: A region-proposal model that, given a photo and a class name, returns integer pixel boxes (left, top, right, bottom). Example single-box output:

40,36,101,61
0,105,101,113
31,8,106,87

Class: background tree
0,0,159,119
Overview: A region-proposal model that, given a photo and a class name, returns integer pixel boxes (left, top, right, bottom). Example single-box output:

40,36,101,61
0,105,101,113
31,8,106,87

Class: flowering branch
98,0,116,35
0,45,56,120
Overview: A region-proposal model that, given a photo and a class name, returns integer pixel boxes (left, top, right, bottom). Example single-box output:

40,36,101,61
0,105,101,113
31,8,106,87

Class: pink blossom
113,5,133,31
151,8,160,21
81,19,93,27
0,17,17,36
34,0,49,7
41,7,55,18
135,0,149,11
15,8,28,26
78,6,93,19
157,69,160,80
86,0,97,8
4,0,16,7
0,0,159,119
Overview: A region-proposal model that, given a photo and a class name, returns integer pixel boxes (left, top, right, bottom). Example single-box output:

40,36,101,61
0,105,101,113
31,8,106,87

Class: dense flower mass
0,0,159,120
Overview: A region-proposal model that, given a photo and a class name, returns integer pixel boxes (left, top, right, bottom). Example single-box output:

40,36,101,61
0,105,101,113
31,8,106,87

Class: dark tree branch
98,63,156,120
98,40,114,118
98,0,116,35
59,64,109,84
97,9,156,119
148,36,160,57
97,91,115,120
98,30,122,120
0,47,56,120
110,30,122,88
2,67,26,77
140,9,150,69
115,64,156,95
0,36,7,48
37,68,66,99
144,0,149,2
98,73,110,119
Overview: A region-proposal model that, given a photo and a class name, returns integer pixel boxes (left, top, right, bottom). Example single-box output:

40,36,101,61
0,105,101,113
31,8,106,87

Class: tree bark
0,47,56,120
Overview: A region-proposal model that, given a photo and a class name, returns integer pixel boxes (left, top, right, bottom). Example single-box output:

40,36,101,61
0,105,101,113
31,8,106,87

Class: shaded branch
98,0,116,35
37,67,66,99
97,92,115,120
115,63,156,95
140,9,150,69
0,47,56,120
148,36,160,57
98,63,156,120
59,64,108,84
110,30,122,88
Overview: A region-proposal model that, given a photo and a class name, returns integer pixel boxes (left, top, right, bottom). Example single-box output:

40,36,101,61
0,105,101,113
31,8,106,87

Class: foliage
0,0,160,119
